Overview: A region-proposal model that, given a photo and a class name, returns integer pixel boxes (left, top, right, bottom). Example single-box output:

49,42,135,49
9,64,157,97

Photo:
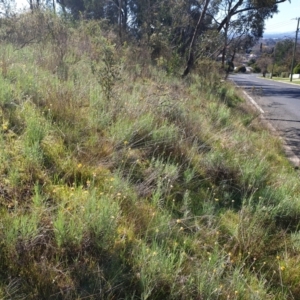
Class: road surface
229,73,300,162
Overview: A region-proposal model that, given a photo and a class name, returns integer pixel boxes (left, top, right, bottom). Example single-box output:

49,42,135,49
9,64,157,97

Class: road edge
234,81,300,169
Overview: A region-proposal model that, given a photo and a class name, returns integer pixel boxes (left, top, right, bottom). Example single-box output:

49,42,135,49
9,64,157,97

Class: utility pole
271,43,276,79
290,17,300,82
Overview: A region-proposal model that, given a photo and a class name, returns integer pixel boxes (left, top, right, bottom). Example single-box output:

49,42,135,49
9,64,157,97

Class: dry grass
0,11,299,299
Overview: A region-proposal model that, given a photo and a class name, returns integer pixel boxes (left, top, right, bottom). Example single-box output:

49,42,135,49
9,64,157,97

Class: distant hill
263,31,295,39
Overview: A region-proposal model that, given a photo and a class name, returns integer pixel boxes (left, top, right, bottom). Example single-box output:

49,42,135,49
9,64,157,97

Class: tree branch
182,0,211,77
217,0,289,32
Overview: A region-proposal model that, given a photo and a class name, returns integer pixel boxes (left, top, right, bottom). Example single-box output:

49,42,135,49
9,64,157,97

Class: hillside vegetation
1,12,300,300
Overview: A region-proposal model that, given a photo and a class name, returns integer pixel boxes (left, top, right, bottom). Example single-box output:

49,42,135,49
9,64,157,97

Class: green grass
1,11,300,299
269,76,300,84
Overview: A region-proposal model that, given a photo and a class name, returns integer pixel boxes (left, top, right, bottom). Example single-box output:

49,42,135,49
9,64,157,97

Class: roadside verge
235,82,300,169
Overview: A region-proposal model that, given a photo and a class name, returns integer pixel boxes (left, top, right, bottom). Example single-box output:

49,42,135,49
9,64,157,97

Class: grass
0,11,300,299
268,76,300,84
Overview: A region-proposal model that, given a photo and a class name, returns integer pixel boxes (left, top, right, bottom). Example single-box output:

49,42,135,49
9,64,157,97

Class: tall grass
0,11,300,299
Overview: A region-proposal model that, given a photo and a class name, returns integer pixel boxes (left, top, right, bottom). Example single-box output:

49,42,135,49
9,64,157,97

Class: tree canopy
2,0,291,76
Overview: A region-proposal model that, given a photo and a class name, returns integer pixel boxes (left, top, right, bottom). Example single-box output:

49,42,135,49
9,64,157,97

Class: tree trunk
119,0,123,42
59,0,67,16
53,0,56,13
217,0,288,32
29,0,34,11
217,0,243,32
182,0,211,77
123,0,127,32
221,1,231,69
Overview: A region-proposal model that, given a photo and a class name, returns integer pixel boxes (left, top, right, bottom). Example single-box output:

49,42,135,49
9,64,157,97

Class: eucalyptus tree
27,0,57,11
182,0,211,76
273,38,300,74
0,0,15,16
52,0,291,76
56,0,128,40
28,0,41,10
213,0,291,67
216,0,290,33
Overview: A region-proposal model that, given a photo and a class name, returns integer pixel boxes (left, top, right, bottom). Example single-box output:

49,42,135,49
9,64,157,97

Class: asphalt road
229,73,300,161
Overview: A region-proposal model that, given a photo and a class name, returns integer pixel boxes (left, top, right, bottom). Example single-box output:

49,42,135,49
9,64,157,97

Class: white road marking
242,91,264,114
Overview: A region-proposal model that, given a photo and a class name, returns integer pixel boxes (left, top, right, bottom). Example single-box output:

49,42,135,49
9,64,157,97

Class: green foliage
132,241,183,299
0,76,13,107
83,189,120,250
0,11,300,300
251,63,261,73
90,31,121,102
3,212,40,246
225,60,234,72
53,205,85,248
22,102,49,168
270,63,286,77
235,65,246,73
247,58,256,66
273,38,296,71
293,63,300,74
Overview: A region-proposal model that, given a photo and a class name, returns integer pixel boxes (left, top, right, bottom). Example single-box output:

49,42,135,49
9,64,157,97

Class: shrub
196,58,221,78
225,60,234,72
235,65,246,73
272,64,287,77
247,58,256,66
281,72,289,78
293,63,300,74
251,63,261,73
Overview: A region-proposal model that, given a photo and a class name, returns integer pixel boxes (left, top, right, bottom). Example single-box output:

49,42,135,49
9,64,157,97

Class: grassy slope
1,13,300,299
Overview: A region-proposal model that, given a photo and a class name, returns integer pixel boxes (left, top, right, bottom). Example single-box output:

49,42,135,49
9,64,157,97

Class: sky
264,0,300,34
15,0,300,35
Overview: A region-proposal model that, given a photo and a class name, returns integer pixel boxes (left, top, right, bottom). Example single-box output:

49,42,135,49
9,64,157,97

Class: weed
0,11,299,299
